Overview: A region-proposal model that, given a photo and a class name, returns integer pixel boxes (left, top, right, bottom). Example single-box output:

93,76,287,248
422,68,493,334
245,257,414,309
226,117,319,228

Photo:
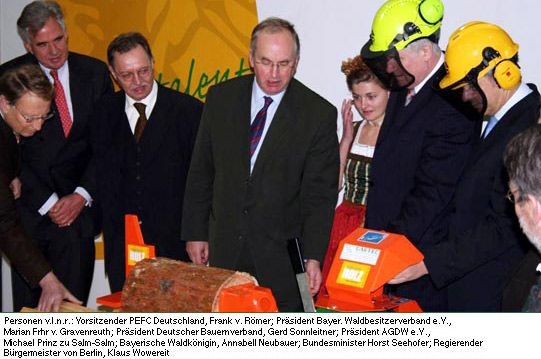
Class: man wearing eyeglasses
0,1,113,311
504,125,541,312
92,32,202,293
182,17,339,312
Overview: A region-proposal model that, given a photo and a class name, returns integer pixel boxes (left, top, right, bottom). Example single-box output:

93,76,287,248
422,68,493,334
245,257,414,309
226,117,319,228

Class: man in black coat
360,0,476,311
392,22,539,311
92,32,202,293
182,18,339,312
0,1,113,310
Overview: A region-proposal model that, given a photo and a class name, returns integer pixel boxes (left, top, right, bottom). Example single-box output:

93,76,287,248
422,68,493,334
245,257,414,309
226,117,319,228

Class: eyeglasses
12,104,54,123
115,66,152,82
254,59,295,72
506,188,524,204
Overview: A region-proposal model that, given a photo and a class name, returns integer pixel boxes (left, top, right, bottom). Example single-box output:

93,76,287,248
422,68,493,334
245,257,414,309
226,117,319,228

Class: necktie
250,96,273,156
482,116,498,139
133,102,147,143
50,70,72,137
405,88,415,106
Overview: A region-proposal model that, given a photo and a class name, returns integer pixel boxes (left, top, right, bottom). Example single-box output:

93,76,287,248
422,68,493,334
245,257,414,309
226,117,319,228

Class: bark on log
121,257,257,312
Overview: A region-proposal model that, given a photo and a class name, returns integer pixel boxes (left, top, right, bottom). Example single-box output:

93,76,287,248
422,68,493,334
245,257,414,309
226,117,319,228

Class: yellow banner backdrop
56,0,258,100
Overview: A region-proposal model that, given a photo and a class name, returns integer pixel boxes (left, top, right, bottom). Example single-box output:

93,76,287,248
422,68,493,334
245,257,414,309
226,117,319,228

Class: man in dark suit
360,0,476,311
182,17,339,312
92,32,202,293
392,22,539,311
0,1,113,311
504,125,541,312
0,64,80,312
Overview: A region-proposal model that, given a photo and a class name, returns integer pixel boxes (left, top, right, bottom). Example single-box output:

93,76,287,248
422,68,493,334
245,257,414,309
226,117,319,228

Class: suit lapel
138,85,174,164
234,78,254,175
251,80,297,176
67,57,86,138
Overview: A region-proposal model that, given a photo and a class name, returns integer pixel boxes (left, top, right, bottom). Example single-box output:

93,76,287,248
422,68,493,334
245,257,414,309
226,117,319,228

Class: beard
518,214,541,254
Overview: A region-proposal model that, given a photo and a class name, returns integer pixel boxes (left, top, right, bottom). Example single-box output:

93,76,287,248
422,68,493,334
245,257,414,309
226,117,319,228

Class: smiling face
0,92,51,137
249,30,298,95
109,45,155,101
351,80,389,122
23,17,68,71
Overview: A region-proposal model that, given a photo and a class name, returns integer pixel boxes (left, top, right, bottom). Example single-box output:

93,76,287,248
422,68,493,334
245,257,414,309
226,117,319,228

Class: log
121,257,257,312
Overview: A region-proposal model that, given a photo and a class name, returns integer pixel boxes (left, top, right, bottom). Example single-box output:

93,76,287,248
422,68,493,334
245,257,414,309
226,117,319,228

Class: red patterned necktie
405,88,415,106
50,70,72,137
250,96,273,156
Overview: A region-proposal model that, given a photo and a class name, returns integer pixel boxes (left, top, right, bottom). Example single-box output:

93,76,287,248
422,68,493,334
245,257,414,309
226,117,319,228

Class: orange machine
97,215,277,312
316,228,424,312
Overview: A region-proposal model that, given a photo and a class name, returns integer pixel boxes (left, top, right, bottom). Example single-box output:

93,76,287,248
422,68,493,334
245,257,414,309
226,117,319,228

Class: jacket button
243,210,248,215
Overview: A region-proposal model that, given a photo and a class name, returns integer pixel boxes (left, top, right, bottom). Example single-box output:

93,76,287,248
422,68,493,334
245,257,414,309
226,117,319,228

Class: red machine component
315,228,424,312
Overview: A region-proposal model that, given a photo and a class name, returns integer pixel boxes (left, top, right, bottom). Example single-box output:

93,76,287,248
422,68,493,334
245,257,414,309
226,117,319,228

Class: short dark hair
17,1,66,43
504,124,541,201
0,64,54,104
250,17,300,56
107,32,153,68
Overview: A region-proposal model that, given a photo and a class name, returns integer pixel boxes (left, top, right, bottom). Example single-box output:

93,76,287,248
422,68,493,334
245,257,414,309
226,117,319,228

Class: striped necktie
250,96,273,156
50,70,72,137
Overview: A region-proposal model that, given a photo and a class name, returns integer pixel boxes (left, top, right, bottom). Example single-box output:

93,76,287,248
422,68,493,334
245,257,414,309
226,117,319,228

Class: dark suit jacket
93,84,202,290
182,75,339,311
364,66,477,310
424,84,541,311
0,52,113,235
0,117,50,288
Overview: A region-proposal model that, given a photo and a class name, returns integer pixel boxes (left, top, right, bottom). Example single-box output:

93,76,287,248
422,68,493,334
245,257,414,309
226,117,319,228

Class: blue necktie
482,116,498,139
250,96,273,156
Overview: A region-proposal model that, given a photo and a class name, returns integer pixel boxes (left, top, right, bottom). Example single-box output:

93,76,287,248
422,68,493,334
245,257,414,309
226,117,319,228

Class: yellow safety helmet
363,0,443,54
361,0,444,90
439,21,520,90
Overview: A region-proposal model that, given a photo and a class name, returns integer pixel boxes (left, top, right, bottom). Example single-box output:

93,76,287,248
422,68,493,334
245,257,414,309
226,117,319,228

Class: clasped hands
48,193,86,227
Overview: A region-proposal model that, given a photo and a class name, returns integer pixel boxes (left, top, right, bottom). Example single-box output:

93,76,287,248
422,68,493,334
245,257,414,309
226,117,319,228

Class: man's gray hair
504,124,541,202
404,38,441,56
17,1,66,43
250,17,300,56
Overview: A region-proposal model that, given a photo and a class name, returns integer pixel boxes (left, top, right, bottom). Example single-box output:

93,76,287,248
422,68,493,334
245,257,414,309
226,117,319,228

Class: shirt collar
40,59,69,82
493,82,532,121
251,78,286,104
413,52,444,94
125,80,158,109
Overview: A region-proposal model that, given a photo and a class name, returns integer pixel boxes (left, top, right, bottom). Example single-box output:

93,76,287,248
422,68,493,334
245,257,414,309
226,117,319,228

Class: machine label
357,231,388,244
340,244,380,265
336,261,371,288
127,244,151,266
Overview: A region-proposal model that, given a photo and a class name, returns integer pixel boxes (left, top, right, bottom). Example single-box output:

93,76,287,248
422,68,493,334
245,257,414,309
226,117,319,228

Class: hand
48,193,86,227
340,99,354,143
305,259,322,296
186,241,209,264
387,261,428,285
9,177,21,199
38,271,82,312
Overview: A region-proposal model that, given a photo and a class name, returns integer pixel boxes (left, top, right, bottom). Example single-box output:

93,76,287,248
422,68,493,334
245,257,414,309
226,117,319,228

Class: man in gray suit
182,17,339,311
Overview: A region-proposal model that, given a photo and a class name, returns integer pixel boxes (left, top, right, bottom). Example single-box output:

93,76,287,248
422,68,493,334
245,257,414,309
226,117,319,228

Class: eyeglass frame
506,188,525,204
114,65,153,83
253,58,296,72
12,103,54,123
